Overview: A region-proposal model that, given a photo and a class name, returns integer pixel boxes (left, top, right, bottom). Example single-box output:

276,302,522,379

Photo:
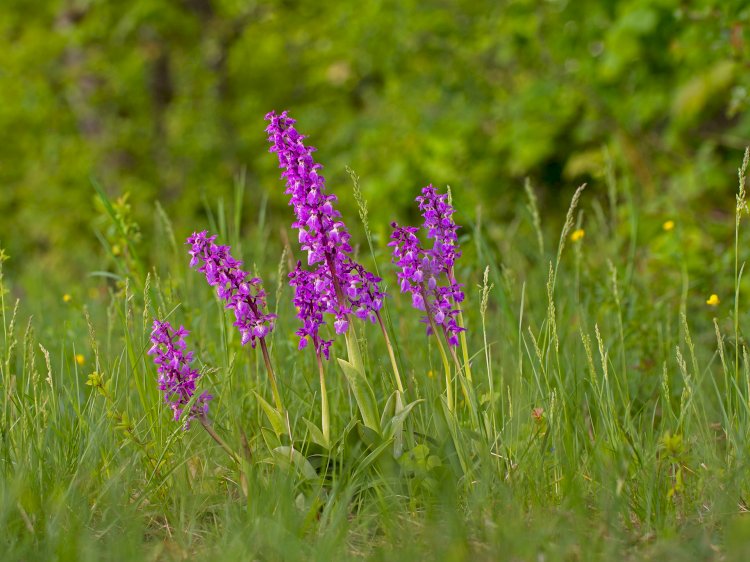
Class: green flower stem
456,309,473,384
448,343,479,428
316,351,330,445
259,338,284,414
341,327,380,431
421,286,454,412
324,255,380,432
376,311,405,394
199,415,241,464
449,267,473,385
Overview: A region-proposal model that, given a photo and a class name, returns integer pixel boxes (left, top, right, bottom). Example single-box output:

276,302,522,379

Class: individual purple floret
265,110,385,356
148,319,212,427
187,231,276,348
389,185,465,346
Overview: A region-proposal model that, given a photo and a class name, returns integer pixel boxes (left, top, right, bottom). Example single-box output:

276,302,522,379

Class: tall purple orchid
265,111,384,359
187,231,276,347
148,319,212,428
187,231,284,413
390,185,466,346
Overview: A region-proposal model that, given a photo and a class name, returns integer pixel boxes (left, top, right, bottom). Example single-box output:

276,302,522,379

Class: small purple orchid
148,319,212,427
187,231,276,348
265,111,384,357
390,185,465,346
417,185,461,270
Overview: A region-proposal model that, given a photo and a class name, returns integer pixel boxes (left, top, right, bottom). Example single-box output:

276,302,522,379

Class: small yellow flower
570,228,585,242
75,354,85,366
63,294,72,303
663,220,675,232
427,370,434,379
112,244,122,256
706,294,720,306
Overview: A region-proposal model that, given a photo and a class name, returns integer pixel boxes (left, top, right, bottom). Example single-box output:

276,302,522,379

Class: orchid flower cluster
148,111,467,444
265,110,384,359
389,185,465,346
148,320,212,427
187,231,276,348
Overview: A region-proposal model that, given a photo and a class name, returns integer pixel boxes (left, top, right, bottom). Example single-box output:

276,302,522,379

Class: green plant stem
200,416,241,464
480,285,496,436
421,287,454,412
448,342,479,428
376,311,404,394
456,310,473,384
241,292,284,414
316,351,330,445
736,149,749,413
734,227,744,421
449,268,473,385
1,256,6,364
259,338,284,414
324,250,379,431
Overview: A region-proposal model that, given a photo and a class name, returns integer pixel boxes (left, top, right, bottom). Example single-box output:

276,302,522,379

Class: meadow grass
3,152,750,561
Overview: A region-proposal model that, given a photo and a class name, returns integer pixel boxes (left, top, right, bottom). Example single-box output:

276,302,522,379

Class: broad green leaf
383,398,423,438
337,358,379,433
272,446,318,481
302,417,329,449
260,427,281,452
357,423,381,448
254,391,286,438
351,438,394,481
379,390,397,429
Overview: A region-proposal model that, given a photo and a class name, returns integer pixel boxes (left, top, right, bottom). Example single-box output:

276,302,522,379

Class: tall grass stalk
348,166,405,395
734,148,749,414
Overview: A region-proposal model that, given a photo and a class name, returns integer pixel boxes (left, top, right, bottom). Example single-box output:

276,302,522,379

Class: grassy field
3,146,750,562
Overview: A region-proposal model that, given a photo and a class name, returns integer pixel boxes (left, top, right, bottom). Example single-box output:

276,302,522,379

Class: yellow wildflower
570,228,585,242
706,294,720,306
663,220,675,232
427,370,434,379
75,354,85,366
63,294,72,303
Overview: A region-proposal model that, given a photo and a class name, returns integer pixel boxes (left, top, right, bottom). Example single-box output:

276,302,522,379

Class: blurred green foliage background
2,0,749,292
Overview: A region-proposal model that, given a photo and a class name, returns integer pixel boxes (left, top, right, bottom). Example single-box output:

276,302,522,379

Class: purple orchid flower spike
149,319,241,460
389,185,466,346
187,231,284,413
148,319,212,428
187,231,276,347
417,185,461,271
265,110,385,357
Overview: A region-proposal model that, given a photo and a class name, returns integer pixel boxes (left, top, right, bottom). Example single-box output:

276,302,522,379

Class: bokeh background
2,0,750,298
